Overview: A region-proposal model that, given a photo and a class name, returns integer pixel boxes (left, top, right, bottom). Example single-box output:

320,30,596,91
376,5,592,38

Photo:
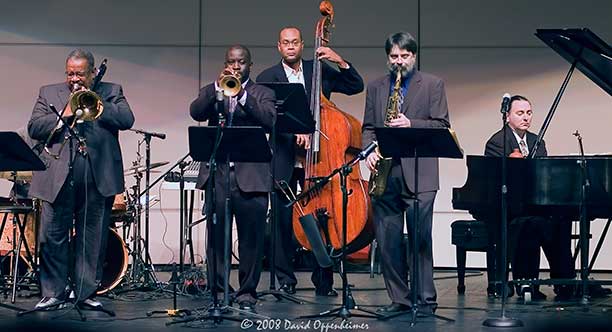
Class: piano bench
451,219,495,295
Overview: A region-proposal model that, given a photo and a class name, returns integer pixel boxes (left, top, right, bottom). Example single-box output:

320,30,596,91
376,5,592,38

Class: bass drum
97,228,128,295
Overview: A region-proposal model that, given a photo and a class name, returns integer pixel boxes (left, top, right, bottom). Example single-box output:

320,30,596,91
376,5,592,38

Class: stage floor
1,270,611,332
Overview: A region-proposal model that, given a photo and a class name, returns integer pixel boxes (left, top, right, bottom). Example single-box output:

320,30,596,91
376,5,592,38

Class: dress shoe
517,285,547,301
279,284,296,295
35,297,64,310
80,297,103,308
315,288,338,297
419,304,438,315
238,301,256,313
376,303,410,314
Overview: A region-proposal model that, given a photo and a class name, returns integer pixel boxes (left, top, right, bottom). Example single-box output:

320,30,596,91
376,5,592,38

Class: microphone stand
483,111,523,327
289,146,382,320
574,131,591,305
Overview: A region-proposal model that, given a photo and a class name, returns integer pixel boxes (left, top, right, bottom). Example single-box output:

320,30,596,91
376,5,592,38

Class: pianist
484,95,574,300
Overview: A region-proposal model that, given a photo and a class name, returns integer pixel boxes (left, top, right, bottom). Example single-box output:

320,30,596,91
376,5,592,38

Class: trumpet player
190,45,276,313
361,32,450,315
28,49,134,310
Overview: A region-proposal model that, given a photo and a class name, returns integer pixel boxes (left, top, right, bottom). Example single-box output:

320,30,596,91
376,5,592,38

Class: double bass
292,0,373,258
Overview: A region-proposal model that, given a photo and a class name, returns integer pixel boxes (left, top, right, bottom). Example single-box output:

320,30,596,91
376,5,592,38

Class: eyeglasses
65,71,88,78
280,40,302,47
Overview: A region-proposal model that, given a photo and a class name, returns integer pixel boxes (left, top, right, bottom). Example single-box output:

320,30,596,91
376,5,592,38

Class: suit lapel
274,62,289,83
377,76,391,122
57,84,71,110
303,60,313,101
401,71,422,115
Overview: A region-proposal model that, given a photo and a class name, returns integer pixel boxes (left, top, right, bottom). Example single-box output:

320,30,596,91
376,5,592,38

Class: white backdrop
1,0,611,269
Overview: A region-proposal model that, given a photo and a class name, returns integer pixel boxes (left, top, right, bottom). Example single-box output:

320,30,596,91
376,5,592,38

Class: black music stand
0,132,45,312
374,127,462,326
258,82,314,304
167,126,272,326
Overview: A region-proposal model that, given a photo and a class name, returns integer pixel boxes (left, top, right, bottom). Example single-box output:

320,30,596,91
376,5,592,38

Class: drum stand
119,135,166,292
0,205,38,303
120,171,161,292
0,205,34,312
0,131,45,312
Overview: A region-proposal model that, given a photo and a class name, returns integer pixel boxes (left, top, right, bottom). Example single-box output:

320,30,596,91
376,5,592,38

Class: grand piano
452,28,612,300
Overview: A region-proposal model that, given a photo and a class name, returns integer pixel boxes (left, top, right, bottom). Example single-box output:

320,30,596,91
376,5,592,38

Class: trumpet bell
219,74,241,97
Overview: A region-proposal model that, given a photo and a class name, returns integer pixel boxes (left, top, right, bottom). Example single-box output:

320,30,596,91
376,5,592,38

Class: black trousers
39,154,113,299
274,168,334,292
205,166,268,303
372,164,437,307
511,216,574,281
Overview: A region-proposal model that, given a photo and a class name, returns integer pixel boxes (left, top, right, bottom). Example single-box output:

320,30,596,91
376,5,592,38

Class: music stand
258,82,314,304
0,132,45,312
168,126,272,326
374,127,462,326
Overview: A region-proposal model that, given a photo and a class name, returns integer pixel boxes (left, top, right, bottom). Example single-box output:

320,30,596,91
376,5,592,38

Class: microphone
216,89,226,126
130,128,166,140
358,141,378,160
500,93,511,113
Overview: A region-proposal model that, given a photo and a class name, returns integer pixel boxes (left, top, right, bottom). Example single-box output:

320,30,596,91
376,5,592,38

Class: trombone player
28,49,134,310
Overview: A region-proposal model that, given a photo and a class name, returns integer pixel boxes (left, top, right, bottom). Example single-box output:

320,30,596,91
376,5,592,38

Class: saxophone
368,69,402,197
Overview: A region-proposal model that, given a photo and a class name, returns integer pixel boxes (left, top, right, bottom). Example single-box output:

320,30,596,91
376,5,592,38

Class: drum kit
0,160,170,299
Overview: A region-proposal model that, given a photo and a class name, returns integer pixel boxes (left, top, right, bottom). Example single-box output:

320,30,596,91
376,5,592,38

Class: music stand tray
260,82,315,135
189,126,272,163
0,132,45,172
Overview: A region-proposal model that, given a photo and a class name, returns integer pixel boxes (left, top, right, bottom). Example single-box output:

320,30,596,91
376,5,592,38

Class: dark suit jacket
362,71,451,193
189,80,276,193
256,60,364,182
28,82,135,203
484,125,547,157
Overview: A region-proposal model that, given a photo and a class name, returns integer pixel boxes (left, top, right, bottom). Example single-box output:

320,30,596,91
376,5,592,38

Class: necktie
228,96,237,126
519,139,528,157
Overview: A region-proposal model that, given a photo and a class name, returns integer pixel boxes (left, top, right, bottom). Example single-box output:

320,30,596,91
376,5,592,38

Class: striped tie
519,139,528,157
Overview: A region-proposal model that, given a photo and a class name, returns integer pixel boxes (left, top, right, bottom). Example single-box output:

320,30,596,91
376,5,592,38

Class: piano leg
456,246,466,294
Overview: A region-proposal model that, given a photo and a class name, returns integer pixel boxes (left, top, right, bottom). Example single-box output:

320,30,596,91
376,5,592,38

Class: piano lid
535,28,612,96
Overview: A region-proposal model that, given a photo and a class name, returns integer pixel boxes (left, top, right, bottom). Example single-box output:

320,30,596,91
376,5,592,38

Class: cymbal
124,161,169,176
0,171,33,181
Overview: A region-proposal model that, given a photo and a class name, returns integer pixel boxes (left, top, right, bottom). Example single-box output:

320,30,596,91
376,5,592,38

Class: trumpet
43,83,104,158
219,71,242,97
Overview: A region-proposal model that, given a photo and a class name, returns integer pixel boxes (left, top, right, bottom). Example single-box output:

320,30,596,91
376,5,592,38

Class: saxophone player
362,32,450,315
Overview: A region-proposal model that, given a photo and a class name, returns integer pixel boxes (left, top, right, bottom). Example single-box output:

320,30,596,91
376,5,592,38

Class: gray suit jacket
362,71,450,193
189,80,276,193
28,82,135,203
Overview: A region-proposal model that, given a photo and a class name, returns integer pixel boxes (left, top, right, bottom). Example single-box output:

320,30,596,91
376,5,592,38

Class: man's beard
387,60,415,78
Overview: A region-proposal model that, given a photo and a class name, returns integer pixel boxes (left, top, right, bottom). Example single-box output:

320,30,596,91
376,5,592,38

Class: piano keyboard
161,161,201,190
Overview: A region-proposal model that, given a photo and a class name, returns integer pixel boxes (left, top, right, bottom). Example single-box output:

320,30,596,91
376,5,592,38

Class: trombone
43,83,104,158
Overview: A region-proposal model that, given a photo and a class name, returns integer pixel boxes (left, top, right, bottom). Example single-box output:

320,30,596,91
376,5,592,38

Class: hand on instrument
296,134,311,149
316,46,349,69
366,151,381,171
217,68,245,98
387,113,411,128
